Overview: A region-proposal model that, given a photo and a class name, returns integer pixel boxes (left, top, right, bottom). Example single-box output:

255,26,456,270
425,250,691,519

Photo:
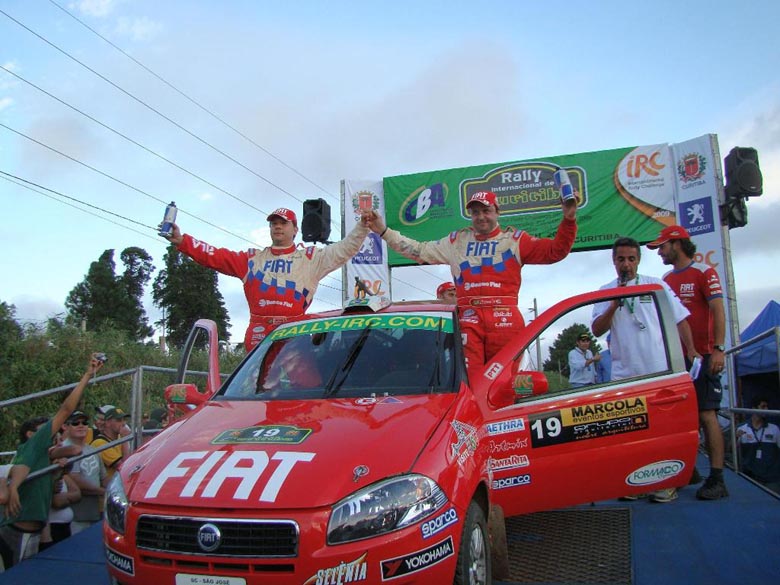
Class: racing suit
382,218,576,376
178,223,369,351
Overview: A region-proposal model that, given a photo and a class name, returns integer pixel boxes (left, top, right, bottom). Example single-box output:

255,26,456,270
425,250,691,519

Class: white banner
342,180,390,304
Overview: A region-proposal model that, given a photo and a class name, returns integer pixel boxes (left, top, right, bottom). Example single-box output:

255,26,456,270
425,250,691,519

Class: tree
543,323,603,378
0,301,23,347
65,248,154,341
153,245,231,349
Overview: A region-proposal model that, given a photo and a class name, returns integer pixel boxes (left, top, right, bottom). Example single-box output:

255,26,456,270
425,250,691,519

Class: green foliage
153,245,231,349
543,323,603,378
65,248,155,341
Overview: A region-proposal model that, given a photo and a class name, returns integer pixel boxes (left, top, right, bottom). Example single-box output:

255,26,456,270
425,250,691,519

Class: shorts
688,354,723,411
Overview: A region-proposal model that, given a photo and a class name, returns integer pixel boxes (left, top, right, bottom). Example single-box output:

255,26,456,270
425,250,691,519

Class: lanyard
622,276,640,314
751,425,766,443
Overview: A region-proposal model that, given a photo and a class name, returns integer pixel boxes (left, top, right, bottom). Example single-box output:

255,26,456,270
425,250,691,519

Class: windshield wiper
323,326,372,397
427,318,444,392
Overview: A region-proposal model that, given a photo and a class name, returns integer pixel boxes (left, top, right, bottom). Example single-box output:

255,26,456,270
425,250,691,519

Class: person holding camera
0,354,104,568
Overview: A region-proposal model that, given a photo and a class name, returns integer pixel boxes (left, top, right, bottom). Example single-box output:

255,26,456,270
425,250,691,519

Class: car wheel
454,501,491,585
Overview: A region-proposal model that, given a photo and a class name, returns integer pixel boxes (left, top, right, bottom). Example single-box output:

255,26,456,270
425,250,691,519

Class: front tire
454,501,491,585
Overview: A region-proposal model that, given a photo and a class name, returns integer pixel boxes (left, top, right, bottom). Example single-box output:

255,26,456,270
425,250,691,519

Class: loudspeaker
301,198,331,243
724,147,762,199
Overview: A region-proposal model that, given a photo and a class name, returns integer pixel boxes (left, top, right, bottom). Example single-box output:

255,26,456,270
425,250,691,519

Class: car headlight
327,474,447,545
105,473,128,535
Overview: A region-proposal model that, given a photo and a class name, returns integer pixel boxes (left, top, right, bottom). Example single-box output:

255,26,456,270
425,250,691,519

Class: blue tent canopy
737,300,780,376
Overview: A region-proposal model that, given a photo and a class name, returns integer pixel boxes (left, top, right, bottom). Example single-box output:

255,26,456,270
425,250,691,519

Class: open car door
476,285,700,515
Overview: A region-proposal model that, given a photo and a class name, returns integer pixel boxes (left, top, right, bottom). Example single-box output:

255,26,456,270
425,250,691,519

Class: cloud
0,97,13,112
70,0,121,18
21,116,102,179
114,16,163,42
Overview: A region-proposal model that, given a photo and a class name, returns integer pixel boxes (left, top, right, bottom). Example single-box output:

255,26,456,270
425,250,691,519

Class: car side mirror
164,383,209,421
487,371,549,409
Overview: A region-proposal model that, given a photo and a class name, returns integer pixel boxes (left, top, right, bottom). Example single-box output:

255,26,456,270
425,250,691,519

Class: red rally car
104,284,699,585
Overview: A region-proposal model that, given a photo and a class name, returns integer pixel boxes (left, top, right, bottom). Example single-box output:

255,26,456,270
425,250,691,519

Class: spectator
0,354,103,568
648,224,729,500
436,282,457,303
737,397,780,493
591,237,698,504
39,460,80,551
568,333,600,388
143,408,168,431
164,208,371,351
62,411,107,534
595,348,611,383
88,404,115,444
90,407,132,482
366,189,576,378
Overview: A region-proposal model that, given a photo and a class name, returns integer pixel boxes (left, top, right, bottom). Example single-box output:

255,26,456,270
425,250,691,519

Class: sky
1,0,779,351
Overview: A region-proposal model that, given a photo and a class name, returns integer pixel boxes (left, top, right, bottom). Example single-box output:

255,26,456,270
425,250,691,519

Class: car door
477,285,700,517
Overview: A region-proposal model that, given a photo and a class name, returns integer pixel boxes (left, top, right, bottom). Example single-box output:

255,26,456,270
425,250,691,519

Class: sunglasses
68,420,89,426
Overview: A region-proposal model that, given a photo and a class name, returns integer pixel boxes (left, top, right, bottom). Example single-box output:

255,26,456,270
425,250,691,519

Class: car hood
123,395,457,510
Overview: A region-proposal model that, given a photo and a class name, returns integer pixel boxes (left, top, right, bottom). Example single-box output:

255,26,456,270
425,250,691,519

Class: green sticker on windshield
270,314,453,340
212,425,312,445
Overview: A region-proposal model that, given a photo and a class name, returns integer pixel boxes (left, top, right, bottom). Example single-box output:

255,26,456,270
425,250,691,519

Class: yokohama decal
381,536,454,580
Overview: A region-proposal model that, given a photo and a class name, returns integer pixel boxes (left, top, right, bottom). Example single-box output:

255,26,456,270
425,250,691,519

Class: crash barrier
724,327,780,497
0,364,227,463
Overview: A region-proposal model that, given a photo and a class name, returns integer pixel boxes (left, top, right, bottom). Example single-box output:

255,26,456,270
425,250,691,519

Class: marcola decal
145,450,314,502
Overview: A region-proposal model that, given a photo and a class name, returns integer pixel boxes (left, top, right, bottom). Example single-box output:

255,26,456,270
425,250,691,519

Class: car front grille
136,515,298,557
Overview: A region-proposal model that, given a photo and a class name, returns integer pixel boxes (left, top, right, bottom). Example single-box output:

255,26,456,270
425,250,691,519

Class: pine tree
152,245,231,349
65,248,154,341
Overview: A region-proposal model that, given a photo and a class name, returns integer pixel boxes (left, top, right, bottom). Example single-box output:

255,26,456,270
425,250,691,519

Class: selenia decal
529,397,648,448
303,552,368,584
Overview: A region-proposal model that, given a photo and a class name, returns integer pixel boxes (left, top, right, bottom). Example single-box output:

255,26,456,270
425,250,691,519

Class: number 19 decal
529,412,567,448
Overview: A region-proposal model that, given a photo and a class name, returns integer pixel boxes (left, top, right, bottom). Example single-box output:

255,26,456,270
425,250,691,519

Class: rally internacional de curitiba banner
342,134,728,310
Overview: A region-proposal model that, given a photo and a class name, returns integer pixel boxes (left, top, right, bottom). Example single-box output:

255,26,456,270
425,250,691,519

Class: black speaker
724,147,762,199
301,198,331,243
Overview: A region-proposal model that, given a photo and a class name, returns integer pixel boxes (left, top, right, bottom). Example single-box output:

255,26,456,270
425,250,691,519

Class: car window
514,290,675,401
219,312,459,400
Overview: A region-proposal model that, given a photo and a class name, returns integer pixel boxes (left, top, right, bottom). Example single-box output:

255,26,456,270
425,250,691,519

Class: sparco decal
144,450,315,502
105,545,134,575
381,536,454,580
421,507,459,539
626,460,685,486
303,552,368,585
491,474,532,490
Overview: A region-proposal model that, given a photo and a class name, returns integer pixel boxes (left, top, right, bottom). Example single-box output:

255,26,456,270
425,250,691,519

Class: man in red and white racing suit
368,191,576,377
165,207,370,351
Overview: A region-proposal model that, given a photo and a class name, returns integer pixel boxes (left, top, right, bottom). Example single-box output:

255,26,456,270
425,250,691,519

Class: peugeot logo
197,523,222,552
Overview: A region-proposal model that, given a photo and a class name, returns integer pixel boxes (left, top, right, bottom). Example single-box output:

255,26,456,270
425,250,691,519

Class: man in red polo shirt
165,208,370,351
648,224,728,500
367,190,576,378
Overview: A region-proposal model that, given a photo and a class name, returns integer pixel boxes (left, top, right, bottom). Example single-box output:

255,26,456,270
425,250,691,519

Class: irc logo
400,183,447,225
625,151,665,178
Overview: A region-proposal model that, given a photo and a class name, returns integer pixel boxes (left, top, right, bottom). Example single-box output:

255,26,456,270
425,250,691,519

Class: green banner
383,145,677,266
270,313,454,340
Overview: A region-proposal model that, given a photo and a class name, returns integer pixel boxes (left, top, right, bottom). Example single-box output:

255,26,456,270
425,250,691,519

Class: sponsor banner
381,536,454,581
381,144,683,265
529,397,649,448
343,180,390,303
269,313,453,340
670,135,734,350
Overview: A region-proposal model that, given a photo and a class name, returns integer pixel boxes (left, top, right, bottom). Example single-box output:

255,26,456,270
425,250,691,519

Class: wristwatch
713,344,726,352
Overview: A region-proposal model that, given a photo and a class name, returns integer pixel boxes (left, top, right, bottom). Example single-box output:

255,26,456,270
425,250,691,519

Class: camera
94,352,108,364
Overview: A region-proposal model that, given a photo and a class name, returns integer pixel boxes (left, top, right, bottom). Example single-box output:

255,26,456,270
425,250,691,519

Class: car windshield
219,312,459,400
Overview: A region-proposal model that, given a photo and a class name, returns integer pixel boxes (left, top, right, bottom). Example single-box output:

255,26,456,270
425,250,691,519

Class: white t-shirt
592,274,689,381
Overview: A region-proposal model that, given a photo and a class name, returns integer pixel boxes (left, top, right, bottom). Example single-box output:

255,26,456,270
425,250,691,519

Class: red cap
436,282,456,297
267,208,298,226
466,191,499,211
646,225,691,249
